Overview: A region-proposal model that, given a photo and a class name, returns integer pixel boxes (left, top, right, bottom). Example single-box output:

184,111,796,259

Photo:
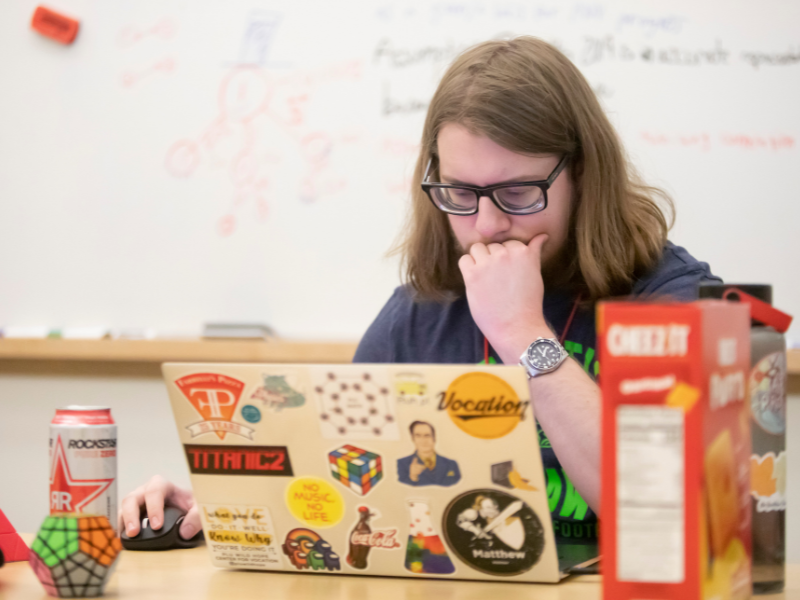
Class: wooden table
1,536,799,600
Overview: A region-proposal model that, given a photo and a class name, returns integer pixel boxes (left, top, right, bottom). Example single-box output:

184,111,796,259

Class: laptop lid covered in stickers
162,363,562,583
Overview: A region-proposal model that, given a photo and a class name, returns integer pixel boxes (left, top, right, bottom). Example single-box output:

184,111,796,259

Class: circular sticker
286,477,344,528
241,405,261,423
749,352,786,435
440,372,527,439
442,489,545,576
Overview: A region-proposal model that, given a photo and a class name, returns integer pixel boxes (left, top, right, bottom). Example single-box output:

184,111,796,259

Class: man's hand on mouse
120,475,200,540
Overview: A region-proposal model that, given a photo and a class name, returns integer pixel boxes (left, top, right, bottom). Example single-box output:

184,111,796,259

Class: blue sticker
241,405,262,423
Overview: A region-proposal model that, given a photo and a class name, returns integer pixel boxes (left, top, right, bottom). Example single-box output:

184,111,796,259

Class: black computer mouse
121,506,204,551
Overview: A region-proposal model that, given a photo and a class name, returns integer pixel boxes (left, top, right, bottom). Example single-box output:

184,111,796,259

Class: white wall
0,0,799,341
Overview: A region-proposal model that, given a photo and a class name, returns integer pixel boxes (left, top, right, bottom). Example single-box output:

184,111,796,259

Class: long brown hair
396,36,673,303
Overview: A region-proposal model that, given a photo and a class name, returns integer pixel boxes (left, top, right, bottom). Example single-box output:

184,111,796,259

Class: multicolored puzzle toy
28,515,122,598
328,445,383,496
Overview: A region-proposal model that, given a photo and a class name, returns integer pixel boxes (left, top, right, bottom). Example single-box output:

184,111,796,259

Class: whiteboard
1,0,799,340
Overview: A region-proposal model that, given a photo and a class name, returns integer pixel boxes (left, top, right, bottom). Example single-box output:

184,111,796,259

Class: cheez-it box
598,300,752,600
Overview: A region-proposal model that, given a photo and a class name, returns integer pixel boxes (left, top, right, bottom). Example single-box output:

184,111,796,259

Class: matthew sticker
438,372,529,439
442,489,545,576
175,373,254,440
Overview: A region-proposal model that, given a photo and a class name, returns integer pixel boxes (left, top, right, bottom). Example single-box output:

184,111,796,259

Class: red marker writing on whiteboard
31,5,80,45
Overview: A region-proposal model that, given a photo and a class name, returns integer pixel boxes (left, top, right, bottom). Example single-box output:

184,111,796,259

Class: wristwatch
519,337,568,379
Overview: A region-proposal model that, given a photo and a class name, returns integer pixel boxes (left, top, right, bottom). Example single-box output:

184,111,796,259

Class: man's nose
474,195,511,238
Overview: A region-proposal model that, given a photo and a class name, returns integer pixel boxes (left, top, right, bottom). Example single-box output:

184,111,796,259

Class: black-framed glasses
421,154,569,216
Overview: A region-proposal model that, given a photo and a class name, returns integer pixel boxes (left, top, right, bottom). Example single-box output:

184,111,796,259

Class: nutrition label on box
616,406,684,583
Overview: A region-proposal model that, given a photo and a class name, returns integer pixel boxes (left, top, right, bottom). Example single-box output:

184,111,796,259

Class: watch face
527,340,561,370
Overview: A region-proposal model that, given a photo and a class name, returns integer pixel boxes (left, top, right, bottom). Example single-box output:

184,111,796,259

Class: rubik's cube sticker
313,370,400,440
28,515,121,598
328,445,383,496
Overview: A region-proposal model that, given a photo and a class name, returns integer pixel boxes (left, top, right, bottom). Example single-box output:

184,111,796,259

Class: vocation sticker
438,372,529,439
442,489,545,576
286,477,344,528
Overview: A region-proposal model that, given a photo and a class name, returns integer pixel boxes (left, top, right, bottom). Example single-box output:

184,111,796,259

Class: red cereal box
598,300,752,600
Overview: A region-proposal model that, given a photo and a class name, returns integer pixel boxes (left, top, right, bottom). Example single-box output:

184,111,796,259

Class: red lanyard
483,295,581,364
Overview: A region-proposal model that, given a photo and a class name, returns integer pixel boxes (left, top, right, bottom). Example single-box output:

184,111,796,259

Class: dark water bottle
699,283,791,594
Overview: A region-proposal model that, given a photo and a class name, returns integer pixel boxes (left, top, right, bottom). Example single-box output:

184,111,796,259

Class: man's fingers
485,242,506,256
469,243,489,261
120,487,146,537
527,233,549,255
178,504,202,540
143,477,173,530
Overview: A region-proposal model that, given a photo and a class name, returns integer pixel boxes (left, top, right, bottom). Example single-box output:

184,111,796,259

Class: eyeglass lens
430,185,546,213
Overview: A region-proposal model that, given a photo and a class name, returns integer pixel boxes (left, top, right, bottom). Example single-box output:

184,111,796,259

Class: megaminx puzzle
28,515,122,598
328,444,383,495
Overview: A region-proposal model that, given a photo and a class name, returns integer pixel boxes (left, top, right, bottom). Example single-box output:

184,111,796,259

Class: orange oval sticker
439,372,528,439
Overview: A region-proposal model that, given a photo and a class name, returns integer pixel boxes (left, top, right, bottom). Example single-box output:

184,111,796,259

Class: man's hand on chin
458,233,554,363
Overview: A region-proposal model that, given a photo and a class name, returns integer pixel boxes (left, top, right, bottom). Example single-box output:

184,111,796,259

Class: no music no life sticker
286,477,345,528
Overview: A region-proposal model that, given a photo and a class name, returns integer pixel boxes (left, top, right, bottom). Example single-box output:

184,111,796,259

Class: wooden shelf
0,338,358,364
0,339,797,375
788,348,800,375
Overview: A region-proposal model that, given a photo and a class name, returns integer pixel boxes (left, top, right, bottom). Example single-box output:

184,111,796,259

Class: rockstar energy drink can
49,406,118,532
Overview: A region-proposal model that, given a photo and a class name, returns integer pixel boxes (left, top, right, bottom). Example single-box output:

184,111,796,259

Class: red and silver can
49,406,118,532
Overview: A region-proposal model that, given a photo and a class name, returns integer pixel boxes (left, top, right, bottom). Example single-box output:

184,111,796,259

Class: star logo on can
175,373,253,440
49,435,114,514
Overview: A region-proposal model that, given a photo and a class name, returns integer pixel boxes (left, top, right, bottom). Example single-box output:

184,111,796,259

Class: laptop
162,362,599,582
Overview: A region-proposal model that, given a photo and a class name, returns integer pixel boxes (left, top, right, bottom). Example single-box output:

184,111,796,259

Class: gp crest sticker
175,373,254,440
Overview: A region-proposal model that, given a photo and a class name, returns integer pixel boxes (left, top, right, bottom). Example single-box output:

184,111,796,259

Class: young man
121,37,719,546
352,37,720,545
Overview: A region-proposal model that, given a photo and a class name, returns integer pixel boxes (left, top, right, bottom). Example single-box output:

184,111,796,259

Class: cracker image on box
314,370,399,440
397,421,461,487
282,528,341,571
405,500,456,575
705,430,739,559
443,489,545,576
328,445,383,496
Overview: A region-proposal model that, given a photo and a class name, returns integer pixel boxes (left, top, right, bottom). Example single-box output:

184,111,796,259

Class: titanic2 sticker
442,489,545,576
